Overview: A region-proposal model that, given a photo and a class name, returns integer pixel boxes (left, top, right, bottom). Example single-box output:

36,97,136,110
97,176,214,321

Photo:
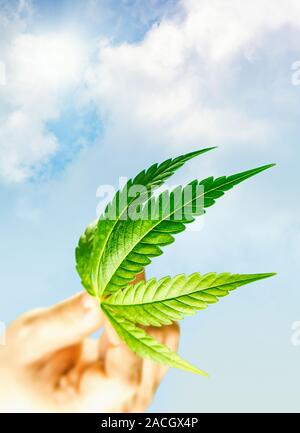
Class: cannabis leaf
76,220,97,296
76,147,215,296
102,305,209,376
75,148,276,376
99,164,275,295
102,272,276,326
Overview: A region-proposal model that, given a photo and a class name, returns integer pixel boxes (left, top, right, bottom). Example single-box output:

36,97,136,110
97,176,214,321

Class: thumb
9,292,104,364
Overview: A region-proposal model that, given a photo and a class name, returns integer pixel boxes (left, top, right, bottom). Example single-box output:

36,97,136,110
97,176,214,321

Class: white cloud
85,0,300,151
182,0,300,62
0,110,57,182
0,3,87,182
11,33,84,90
2,0,300,182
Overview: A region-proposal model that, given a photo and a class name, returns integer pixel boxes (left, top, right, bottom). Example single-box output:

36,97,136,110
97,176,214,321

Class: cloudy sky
1,0,300,412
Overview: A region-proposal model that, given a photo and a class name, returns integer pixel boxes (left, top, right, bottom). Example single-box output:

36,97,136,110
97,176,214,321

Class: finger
9,292,104,363
80,364,138,412
36,344,82,384
78,322,144,412
100,319,143,387
50,338,99,396
98,328,110,362
156,322,180,382
99,271,145,372
133,326,165,412
132,270,145,284
134,323,180,412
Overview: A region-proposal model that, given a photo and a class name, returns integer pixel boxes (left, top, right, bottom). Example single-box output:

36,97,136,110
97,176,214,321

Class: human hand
0,275,179,413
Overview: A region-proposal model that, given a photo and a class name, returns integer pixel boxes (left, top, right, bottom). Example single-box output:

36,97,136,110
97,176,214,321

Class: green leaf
75,148,213,296
103,272,276,326
86,147,215,296
99,164,275,295
75,220,97,296
102,304,208,377
75,149,276,377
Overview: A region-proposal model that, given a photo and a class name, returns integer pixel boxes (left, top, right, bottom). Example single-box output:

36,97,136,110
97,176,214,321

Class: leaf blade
91,147,215,296
103,272,276,326
102,304,208,377
100,164,275,294
75,147,215,295
75,220,97,296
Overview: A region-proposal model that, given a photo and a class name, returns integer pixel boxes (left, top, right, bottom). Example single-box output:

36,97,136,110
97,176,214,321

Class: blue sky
1,0,300,412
